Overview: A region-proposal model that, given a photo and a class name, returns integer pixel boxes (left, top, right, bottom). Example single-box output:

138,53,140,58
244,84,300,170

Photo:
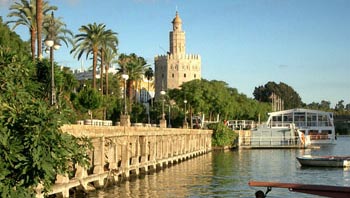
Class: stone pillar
159,118,167,128
121,143,130,178
139,136,148,173
183,120,188,128
120,114,131,127
75,164,89,191
55,174,70,198
149,136,156,170
108,138,118,170
93,137,105,188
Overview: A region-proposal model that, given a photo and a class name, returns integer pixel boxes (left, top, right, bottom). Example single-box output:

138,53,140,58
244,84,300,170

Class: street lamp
121,74,129,115
44,11,60,106
160,90,166,120
184,99,187,121
168,100,175,128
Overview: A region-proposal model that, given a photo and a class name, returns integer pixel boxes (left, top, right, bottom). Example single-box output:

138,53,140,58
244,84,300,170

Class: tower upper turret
155,11,201,96
170,11,185,55
172,11,182,31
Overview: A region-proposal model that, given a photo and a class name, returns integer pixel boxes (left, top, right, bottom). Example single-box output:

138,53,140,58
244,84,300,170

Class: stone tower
154,11,201,96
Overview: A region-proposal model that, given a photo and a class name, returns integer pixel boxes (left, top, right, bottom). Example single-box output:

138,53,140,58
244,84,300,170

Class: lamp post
183,99,188,128
44,11,61,106
168,100,175,128
121,74,129,115
160,90,166,120
184,99,187,121
168,105,171,128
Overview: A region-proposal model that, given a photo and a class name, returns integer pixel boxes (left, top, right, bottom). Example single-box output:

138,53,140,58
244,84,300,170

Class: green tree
103,48,118,96
6,0,57,60
42,12,73,50
144,67,154,103
77,87,102,116
117,53,148,112
98,29,118,94
208,123,238,147
335,100,345,114
0,17,29,56
253,81,303,109
305,100,331,111
71,23,117,89
0,48,91,197
168,79,270,127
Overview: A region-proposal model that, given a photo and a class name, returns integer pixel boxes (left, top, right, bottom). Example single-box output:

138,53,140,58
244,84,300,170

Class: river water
85,136,350,198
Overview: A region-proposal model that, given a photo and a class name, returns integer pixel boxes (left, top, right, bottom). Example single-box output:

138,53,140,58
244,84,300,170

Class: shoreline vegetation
0,1,349,196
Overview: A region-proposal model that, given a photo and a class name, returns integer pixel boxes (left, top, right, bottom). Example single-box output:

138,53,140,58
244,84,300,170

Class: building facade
154,12,201,97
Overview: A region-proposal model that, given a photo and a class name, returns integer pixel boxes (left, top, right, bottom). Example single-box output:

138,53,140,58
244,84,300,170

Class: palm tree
43,12,73,49
7,0,57,60
36,0,42,59
103,48,118,96
99,29,118,94
144,67,154,103
117,53,148,111
71,23,116,89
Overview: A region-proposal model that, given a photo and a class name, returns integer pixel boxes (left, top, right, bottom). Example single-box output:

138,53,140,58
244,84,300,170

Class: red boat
249,180,350,198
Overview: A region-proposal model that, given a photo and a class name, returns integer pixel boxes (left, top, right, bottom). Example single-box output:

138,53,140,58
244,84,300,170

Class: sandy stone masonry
154,11,201,96
36,125,212,198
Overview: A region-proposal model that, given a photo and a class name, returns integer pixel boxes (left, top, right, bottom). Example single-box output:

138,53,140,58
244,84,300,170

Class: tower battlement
155,54,201,61
154,11,201,95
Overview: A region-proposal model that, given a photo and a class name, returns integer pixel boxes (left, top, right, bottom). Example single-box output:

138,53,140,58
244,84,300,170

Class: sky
1,0,350,107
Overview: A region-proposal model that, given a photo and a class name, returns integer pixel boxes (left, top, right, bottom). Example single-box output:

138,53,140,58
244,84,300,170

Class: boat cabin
266,108,336,144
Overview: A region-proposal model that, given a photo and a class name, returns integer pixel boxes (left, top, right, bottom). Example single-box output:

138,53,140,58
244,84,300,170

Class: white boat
266,108,336,146
297,155,350,167
239,108,336,148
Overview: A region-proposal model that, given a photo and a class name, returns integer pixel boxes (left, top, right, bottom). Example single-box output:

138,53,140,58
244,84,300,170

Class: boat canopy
266,108,333,128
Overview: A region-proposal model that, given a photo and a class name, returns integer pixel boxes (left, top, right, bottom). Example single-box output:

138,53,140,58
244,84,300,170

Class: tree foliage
77,87,102,111
253,81,303,109
168,79,271,123
0,17,29,57
208,123,238,147
6,0,57,60
71,23,117,89
0,39,91,197
117,53,149,113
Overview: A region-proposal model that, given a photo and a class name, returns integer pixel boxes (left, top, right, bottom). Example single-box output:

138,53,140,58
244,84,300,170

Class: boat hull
297,156,350,167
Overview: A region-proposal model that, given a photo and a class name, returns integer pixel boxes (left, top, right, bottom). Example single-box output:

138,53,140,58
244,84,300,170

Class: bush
0,49,91,197
207,122,238,147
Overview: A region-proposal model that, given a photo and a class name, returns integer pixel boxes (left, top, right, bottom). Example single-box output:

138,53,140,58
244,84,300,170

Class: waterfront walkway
36,125,212,198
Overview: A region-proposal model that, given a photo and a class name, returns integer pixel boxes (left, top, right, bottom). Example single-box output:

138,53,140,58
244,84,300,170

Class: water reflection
87,154,214,198
86,137,350,198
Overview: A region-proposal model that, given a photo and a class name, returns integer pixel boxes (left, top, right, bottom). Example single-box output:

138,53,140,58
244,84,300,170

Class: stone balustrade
36,125,212,198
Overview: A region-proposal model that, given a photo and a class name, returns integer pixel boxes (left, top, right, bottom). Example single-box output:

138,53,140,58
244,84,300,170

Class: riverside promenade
37,124,212,198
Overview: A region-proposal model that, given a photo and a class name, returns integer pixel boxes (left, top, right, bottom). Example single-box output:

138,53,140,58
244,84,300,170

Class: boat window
322,130,332,134
318,115,329,126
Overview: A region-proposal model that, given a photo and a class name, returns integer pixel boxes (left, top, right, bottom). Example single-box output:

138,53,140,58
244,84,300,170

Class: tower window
172,73,174,78
194,74,197,78
184,73,186,78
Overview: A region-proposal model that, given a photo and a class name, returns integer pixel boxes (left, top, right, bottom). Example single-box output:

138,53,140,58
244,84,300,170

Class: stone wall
38,125,212,198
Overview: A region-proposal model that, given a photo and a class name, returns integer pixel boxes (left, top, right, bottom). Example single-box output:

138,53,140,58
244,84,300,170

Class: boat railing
308,134,330,140
269,122,293,128
269,121,332,128
240,136,300,147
